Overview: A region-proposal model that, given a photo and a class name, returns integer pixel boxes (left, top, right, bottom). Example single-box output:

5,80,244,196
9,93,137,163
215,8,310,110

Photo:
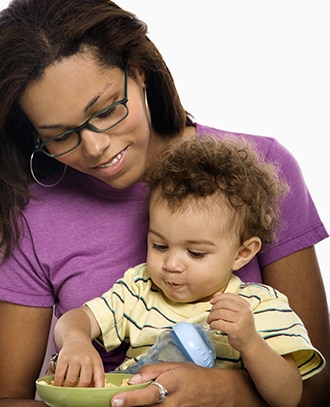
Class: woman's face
19,51,151,189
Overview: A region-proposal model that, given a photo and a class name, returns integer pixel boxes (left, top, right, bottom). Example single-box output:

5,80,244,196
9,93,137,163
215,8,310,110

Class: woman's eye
188,250,206,258
96,105,116,119
53,132,75,143
152,242,168,251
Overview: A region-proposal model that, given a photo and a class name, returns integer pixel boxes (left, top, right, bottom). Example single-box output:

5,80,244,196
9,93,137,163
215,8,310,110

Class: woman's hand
110,362,268,407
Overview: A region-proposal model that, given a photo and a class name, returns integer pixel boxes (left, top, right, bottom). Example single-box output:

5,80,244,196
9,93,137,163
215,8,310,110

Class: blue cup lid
171,322,215,368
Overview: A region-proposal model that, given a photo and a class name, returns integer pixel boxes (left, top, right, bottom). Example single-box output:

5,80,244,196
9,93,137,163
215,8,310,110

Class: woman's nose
80,129,110,157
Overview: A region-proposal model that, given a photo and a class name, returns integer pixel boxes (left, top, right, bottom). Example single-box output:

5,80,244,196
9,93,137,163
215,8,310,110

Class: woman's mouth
97,148,127,169
89,146,130,182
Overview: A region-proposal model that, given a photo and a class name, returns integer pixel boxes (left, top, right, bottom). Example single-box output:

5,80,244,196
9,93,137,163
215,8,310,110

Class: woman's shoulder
195,122,305,190
195,122,290,160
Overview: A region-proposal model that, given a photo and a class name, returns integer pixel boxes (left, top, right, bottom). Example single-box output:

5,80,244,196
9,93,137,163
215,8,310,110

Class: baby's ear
232,237,262,271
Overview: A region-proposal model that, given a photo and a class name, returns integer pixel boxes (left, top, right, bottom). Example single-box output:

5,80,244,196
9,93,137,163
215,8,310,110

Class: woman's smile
94,146,128,169
91,145,130,176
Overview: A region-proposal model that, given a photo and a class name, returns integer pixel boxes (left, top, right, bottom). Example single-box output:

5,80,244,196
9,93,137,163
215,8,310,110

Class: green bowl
36,373,151,407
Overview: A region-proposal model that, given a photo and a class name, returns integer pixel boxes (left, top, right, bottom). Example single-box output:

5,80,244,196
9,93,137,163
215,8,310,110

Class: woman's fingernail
112,399,124,407
128,373,141,384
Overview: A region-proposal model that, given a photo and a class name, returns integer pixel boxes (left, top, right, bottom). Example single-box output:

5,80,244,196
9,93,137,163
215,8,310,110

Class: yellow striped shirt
86,263,324,379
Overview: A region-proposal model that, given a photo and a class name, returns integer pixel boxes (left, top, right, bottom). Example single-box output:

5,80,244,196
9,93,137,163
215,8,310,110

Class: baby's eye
152,242,168,251
188,250,207,259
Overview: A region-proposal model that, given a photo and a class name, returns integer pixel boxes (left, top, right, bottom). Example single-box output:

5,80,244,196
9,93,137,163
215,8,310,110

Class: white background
1,0,329,306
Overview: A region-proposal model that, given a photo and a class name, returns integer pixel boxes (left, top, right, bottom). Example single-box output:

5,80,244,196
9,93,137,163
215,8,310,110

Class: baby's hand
53,342,105,388
208,292,259,352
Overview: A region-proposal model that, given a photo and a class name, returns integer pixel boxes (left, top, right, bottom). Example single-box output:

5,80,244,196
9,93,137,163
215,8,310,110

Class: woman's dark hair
0,0,193,260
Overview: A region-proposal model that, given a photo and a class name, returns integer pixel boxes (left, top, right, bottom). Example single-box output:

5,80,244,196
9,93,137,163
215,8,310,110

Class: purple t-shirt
0,123,328,370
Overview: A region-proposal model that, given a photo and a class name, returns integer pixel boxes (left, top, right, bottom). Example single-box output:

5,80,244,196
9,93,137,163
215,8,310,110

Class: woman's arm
0,302,52,407
262,246,330,407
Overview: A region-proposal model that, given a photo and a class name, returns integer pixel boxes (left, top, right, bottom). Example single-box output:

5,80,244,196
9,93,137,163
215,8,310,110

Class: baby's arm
53,306,105,388
208,292,302,407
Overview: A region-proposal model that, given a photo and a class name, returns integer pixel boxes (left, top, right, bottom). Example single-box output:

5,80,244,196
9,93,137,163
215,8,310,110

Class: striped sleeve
239,282,325,380
85,264,151,351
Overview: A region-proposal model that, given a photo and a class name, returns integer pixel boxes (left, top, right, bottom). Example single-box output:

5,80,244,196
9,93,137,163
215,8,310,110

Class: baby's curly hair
144,135,289,245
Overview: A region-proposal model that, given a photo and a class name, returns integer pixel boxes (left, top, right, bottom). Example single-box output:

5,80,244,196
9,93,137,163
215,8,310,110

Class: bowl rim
36,372,150,390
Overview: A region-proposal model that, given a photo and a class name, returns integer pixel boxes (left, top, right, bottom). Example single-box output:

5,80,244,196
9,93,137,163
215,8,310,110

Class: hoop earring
144,88,151,126
29,150,67,188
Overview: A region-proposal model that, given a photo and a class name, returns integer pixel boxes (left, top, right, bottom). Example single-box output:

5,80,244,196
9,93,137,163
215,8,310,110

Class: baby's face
146,195,241,304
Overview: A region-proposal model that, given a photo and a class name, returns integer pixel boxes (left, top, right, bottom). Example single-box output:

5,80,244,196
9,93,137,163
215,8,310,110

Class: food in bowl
38,376,130,388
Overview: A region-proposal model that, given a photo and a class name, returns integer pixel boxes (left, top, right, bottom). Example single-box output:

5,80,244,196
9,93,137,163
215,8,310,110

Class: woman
0,0,329,406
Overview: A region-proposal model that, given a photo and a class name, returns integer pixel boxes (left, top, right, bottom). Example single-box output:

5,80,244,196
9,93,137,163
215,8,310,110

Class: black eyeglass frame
33,65,129,158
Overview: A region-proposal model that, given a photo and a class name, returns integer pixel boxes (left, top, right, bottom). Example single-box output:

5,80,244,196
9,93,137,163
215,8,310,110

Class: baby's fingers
52,357,73,387
77,363,105,388
62,363,81,387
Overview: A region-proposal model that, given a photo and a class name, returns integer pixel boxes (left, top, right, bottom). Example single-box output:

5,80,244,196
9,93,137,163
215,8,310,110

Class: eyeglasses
34,65,129,158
